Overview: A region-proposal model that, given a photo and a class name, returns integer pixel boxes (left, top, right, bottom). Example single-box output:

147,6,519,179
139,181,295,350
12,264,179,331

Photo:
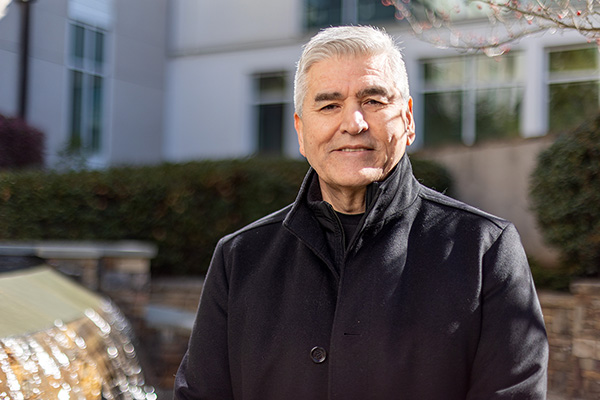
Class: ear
404,97,416,146
294,113,306,157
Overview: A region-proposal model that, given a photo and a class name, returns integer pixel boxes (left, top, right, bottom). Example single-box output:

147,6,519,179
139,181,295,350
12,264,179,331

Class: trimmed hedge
0,157,452,276
530,113,600,277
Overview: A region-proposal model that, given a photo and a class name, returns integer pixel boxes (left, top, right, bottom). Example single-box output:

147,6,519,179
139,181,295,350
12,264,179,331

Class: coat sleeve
173,239,235,400
466,223,549,399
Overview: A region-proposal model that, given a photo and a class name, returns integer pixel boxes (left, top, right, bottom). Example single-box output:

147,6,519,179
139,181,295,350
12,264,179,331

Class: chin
336,172,382,189
356,167,387,183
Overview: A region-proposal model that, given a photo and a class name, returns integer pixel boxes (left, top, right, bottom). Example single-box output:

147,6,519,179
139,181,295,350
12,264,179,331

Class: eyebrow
356,86,394,100
314,91,344,103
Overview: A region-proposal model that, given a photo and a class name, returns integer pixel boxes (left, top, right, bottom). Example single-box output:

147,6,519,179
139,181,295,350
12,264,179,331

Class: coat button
310,346,327,363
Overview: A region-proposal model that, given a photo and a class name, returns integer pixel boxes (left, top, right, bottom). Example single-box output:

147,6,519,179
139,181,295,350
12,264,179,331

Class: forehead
306,54,395,95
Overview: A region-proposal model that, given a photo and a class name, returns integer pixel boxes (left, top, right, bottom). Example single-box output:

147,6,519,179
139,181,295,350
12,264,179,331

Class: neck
319,181,366,214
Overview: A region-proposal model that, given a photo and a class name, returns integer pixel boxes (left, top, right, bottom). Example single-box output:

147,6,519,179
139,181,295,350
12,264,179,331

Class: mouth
336,146,373,152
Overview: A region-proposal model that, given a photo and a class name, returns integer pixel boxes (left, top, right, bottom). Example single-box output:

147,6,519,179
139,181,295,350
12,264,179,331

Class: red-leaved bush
0,114,45,169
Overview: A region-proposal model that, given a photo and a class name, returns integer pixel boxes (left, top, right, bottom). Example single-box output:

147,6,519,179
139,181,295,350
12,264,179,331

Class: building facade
0,0,167,167
164,0,599,162
2,0,596,167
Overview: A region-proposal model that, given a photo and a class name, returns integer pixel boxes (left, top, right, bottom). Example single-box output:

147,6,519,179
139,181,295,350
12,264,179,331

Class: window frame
545,44,600,135
252,71,291,156
304,0,397,29
419,52,524,147
66,21,108,158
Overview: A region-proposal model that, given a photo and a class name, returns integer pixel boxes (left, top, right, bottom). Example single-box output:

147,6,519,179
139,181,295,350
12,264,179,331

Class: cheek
303,128,325,149
384,116,408,146
300,133,320,161
386,137,402,159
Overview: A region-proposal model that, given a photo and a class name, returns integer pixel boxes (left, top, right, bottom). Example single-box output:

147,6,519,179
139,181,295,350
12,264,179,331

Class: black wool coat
174,154,549,400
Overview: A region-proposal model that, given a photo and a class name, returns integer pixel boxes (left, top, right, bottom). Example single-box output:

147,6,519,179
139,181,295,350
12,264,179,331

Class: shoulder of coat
220,203,294,244
417,185,509,231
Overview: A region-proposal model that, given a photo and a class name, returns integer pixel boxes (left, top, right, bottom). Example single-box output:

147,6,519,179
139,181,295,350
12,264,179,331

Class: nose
341,107,368,135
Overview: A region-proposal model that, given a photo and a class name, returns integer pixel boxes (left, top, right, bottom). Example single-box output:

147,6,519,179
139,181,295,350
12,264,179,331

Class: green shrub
0,157,452,276
528,257,571,291
529,113,600,277
0,114,45,169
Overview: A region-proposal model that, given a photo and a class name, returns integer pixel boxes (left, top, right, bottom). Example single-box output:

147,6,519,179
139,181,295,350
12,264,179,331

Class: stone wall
540,281,600,399
140,278,204,390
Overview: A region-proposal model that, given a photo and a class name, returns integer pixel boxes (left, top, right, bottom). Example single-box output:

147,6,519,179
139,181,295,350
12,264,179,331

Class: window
421,53,523,147
547,46,600,134
305,0,396,29
68,22,106,155
254,72,288,156
357,0,397,23
306,0,341,28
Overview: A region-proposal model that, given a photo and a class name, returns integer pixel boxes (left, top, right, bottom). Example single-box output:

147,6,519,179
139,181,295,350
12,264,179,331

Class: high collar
283,154,421,261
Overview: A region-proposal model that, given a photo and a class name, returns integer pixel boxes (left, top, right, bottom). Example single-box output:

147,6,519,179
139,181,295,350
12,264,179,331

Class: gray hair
293,26,410,117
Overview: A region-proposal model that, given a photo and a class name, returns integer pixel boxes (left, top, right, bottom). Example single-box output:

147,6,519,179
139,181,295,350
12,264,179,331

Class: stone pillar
539,291,577,396
571,280,600,398
99,241,158,334
35,243,103,289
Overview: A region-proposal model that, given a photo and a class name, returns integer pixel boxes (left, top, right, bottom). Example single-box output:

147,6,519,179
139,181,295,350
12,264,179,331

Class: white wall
163,0,308,161
164,44,303,161
108,0,167,165
169,0,303,55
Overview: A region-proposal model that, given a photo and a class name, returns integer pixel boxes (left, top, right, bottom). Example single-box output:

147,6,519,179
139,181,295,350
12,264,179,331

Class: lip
334,145,373,152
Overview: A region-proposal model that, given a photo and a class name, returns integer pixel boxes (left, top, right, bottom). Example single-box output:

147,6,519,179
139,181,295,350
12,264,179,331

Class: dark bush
0,157,452,276
0,114,45,169
530,113,600,277
411,156,453,196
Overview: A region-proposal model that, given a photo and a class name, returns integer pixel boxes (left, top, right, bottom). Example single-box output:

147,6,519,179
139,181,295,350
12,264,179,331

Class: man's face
294,54,415,195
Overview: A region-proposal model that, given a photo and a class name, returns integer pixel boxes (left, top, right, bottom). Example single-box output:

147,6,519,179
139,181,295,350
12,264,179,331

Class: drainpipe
17,0,34,120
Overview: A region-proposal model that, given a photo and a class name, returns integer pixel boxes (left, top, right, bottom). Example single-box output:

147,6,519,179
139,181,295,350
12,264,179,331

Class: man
174,26,548,399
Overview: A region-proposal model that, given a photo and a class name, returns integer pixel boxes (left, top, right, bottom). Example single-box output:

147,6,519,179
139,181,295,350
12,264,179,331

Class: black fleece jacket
174,154,549,400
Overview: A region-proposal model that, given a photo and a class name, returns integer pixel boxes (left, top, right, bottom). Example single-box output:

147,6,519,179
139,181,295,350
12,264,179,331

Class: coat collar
283,154,421,262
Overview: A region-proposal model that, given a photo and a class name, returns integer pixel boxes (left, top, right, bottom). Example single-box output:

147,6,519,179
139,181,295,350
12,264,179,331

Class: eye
364,99,385,107
319,103,339,112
